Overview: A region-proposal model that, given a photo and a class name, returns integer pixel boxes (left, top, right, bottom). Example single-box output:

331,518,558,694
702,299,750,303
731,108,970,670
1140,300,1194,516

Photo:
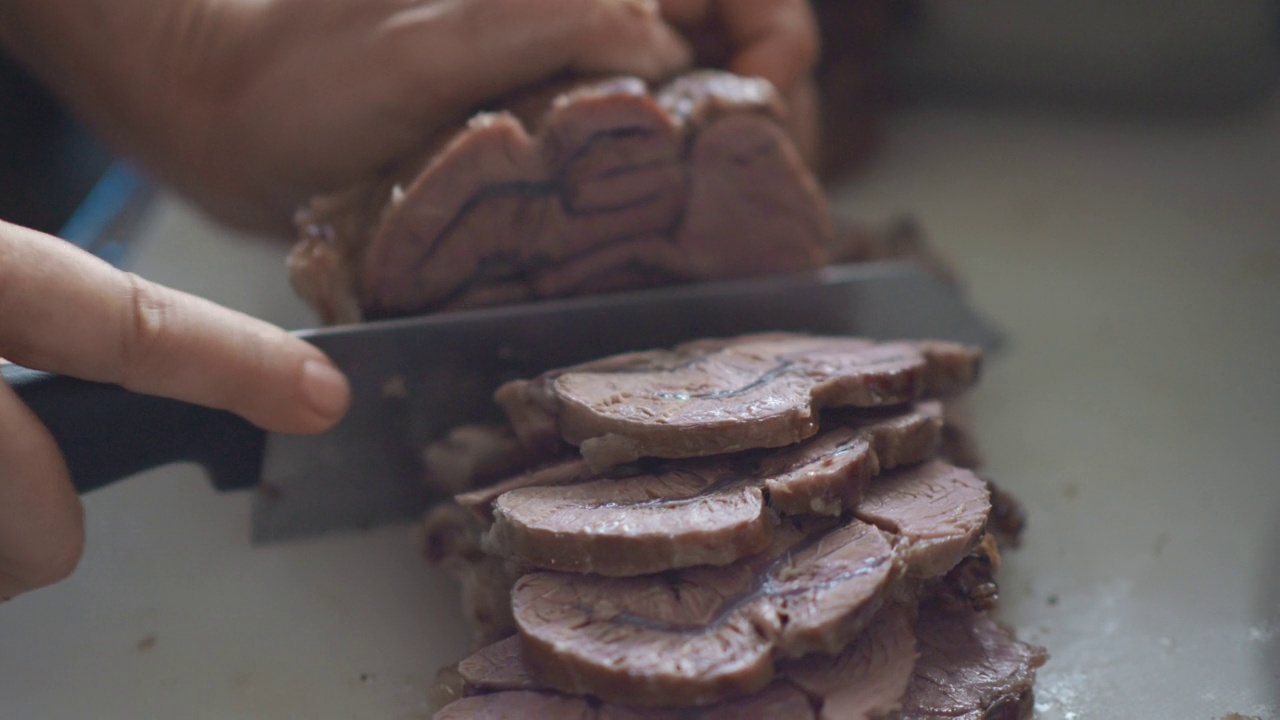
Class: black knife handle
2,363,264,494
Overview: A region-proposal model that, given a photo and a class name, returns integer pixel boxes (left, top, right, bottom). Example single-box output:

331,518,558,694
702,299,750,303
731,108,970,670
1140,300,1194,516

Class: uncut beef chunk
901,598,1047,720
496,334,980,469
290,72,831,323
512,517,900,706
480,402,942,576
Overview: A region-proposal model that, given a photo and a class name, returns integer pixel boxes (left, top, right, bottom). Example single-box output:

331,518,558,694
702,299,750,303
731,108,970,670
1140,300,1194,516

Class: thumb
0,375,84,600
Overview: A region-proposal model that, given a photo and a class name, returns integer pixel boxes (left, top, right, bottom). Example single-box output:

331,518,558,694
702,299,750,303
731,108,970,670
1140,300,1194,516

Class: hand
0,219,351,599
655,0,822,161
0,0,694,237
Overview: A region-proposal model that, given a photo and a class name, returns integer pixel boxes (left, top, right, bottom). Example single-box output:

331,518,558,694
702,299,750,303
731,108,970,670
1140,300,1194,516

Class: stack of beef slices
423,334,1045,719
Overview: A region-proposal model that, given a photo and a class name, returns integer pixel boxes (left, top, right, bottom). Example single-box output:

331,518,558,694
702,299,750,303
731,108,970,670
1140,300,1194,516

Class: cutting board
1,97,1277,719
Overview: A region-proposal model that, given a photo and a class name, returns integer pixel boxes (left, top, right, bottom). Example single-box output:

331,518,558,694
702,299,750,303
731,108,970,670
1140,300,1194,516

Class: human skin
0,0,820,598
0,219,352,599
0,0,818,235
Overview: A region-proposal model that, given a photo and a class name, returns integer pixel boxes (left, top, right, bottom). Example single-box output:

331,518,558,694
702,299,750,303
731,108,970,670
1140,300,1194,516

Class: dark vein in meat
408,126,663,276
570,431,868,511
581,527,891,635
654,360,796,400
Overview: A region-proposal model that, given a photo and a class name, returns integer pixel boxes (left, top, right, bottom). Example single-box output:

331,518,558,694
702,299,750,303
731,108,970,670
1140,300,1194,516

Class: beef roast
496,334,980,469
481,402,942,576
290,72,831,323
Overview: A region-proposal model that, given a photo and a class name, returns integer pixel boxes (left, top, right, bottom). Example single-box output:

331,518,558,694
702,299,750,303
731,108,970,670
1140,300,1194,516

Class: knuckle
117,273,171,388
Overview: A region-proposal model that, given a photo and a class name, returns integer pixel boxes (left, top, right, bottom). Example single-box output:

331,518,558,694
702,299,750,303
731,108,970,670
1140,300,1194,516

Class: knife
2,260,1002,544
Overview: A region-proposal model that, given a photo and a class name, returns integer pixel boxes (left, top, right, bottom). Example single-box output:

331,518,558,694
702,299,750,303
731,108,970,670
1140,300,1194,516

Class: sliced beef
291,72,831,323
854,460,991,579
938,396,986,470
432,567,1039,718
456,635,535,693
760,401,943,516
781,603,918,720
481,402,941,576
511,518,901,706
422,503,524,644
985,479,1028,550
490,469,772,577
900,599,1047,720
434,683,815,720
431,459,998,651
496,334,980,469
935,534,1003,613
435,604,918,720
435,691,598,720
423,424,558,497
456,457,605,521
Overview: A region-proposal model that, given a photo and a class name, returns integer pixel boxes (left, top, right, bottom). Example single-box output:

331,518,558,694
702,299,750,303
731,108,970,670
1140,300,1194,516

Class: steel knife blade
251,260,1003,543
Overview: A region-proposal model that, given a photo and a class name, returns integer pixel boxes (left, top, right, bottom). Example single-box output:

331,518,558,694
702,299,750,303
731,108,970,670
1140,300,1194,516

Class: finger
658,0,819,95
0,220,350,435
383,0,695,113
0,378,84,599
784,76,821,168
720,0,820,96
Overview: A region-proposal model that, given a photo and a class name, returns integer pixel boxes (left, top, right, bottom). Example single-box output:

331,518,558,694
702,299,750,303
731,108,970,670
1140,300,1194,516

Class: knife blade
253,259,1002,543
2,260,1002,544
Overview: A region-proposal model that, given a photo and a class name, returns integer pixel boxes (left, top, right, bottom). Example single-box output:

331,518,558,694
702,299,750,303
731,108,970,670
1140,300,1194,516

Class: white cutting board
1,98,1277,719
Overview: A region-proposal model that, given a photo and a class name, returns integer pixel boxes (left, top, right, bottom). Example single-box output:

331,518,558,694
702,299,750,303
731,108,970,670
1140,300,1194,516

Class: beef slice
782,603,918,720
481,402,941,576
855,460,991,579
435,603,920,720
496,334,979,469
900,599,1047,720
434,684,815,720
422,503,524,645
511,518,900,707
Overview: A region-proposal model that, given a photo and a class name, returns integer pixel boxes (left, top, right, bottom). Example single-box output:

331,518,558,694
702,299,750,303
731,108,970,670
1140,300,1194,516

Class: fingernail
301,359,351,421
